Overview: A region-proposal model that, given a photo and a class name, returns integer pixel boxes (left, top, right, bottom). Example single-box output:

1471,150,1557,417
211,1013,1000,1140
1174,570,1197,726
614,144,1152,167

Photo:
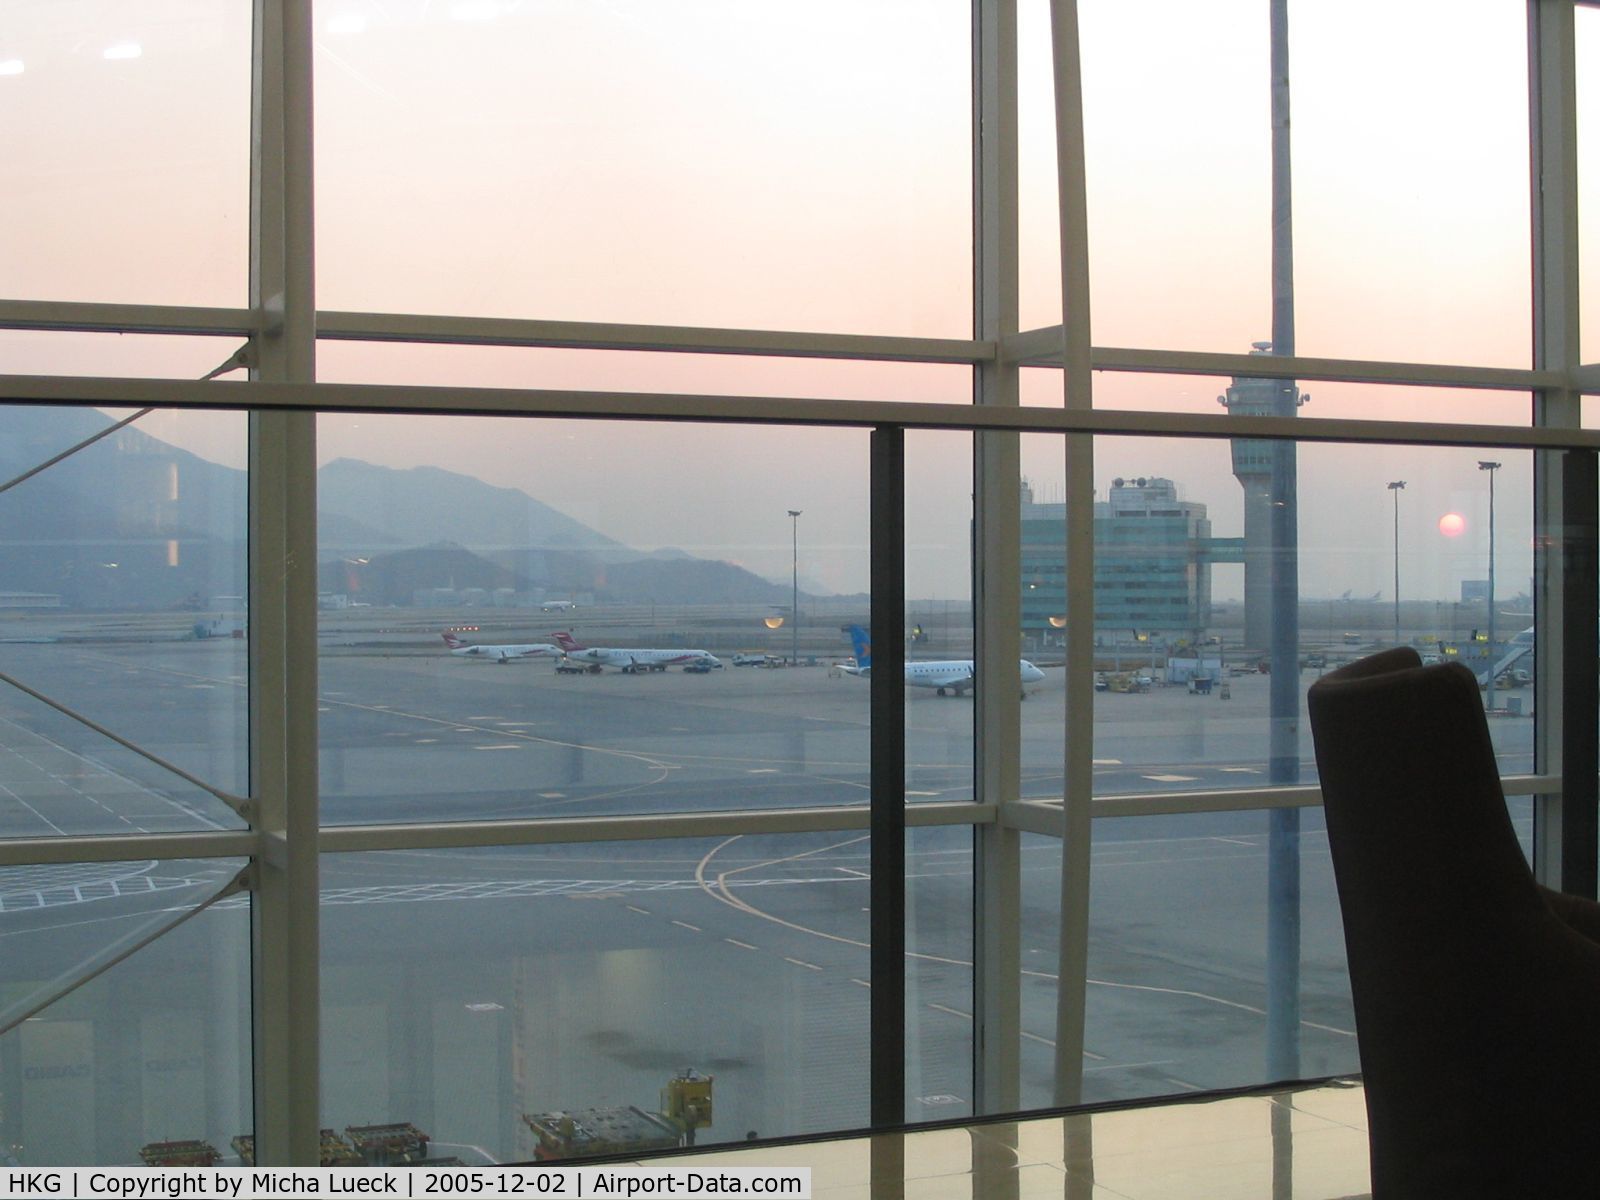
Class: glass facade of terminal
0,0,1596,1169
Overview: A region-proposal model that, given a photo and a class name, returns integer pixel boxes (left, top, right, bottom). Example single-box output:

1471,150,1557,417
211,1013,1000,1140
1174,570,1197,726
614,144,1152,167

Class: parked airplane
551,631,722,673
840,626,1045,697
540,599,577,612
441,631,561,663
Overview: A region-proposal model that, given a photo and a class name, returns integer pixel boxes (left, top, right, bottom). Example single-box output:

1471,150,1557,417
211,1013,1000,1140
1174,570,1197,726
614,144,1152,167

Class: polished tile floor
640,1080,1372,1200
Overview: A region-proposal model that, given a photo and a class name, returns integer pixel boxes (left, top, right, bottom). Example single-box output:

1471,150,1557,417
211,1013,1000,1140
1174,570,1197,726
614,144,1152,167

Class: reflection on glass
322,837,887,1161
1018,823,1356,1111
0,406,248,834
0,859,249,1165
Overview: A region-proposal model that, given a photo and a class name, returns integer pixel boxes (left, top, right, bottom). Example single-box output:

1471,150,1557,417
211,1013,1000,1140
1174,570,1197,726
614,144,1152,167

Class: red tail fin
552,631,586,651
442,632,463,649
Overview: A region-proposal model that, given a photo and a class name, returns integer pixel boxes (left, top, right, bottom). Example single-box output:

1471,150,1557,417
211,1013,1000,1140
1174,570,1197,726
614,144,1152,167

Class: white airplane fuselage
562,646,721,673
442,633,560,663
841,657,1046,696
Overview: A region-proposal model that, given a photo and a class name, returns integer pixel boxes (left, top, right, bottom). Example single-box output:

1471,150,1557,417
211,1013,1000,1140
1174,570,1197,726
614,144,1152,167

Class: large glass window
0,0,1588,1169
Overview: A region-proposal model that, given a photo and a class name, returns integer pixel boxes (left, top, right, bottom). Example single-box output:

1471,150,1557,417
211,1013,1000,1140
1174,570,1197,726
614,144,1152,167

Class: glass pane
1291,0,1531,366
0,332,251,385
0,0,251,306
318,342,973,404
904,432,980,803
1076,0,1270,354
1014,433,1535,801
0,405,248,834
1580,4,1600,365
314,0,971,337
322,837,882,1160
1037,0,1531,364
1018,0,1063,334
1020,821,1355,1109
316,415,871,823
0,858,249,1165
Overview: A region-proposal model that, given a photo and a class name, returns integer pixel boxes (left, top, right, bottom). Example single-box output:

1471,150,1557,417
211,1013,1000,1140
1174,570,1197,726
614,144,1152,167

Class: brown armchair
1307,647,1600,1198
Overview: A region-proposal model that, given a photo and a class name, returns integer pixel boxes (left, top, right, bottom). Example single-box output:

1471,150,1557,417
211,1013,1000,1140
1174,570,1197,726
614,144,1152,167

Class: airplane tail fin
442,632,464,650
552,631,586,651
846,624,872,670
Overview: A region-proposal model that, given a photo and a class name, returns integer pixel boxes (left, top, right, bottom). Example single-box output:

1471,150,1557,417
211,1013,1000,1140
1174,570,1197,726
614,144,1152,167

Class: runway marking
1219,767,1261,774
472,744,522,751
693,838,1357,1043
724,938,759,951
849,978,871,988
1164,1078,1205,1092
927,1003,970,1020
1092,759,1122,765
538,791,566,799
906,790,940,797
671,920,702,932
626,905,651,915
784,957,823,971
746,769,779,775
415,738,438,744
1212,836,1255,847
1142,773,1198,782
836,867,870,879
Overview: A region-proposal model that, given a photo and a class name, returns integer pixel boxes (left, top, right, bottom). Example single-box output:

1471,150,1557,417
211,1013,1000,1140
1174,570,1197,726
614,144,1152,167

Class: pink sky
0,0,1589,599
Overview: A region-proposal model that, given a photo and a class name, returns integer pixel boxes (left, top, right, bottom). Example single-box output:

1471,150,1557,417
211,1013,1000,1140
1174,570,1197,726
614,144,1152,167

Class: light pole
787,510,802,666
1478,461,1500,703
1387,481,1405,645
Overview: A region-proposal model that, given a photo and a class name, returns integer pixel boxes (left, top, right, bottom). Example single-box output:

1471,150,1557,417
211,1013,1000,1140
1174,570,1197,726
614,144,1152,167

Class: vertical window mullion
972,0,1024,1118
1047,0,1094,1107
248,0,321,1166
870,424,907,1129
1529,0,1588,892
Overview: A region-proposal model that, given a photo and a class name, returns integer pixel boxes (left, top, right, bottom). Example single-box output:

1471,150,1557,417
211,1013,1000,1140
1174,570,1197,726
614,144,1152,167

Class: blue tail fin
846,624,872,670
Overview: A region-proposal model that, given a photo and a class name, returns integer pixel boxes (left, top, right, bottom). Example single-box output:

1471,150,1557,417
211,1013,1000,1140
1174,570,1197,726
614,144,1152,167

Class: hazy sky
1,0,1590,600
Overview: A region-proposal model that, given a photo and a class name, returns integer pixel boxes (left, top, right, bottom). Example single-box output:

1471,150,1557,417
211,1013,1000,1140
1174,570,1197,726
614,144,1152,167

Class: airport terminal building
1021,477,1243,640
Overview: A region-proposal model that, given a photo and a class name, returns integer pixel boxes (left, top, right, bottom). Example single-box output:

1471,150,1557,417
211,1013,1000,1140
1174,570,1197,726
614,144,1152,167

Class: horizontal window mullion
316,802,995,855
318,310,992,365
0,298,253,338
1007,327,1565,392
1007,773,1560,830
0,830,258,868
3,373,1595,451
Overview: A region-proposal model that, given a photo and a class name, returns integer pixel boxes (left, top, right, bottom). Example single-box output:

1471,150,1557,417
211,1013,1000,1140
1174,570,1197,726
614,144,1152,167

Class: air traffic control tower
1218,342,1308,650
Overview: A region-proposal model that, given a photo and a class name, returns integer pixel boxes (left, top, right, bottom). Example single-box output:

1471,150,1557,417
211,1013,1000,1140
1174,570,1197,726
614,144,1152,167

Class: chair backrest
1308,648,1600,1198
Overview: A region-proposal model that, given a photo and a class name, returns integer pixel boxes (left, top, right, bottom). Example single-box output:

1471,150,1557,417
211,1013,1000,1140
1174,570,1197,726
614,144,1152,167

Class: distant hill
0,409,811,609
317,458,629,558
